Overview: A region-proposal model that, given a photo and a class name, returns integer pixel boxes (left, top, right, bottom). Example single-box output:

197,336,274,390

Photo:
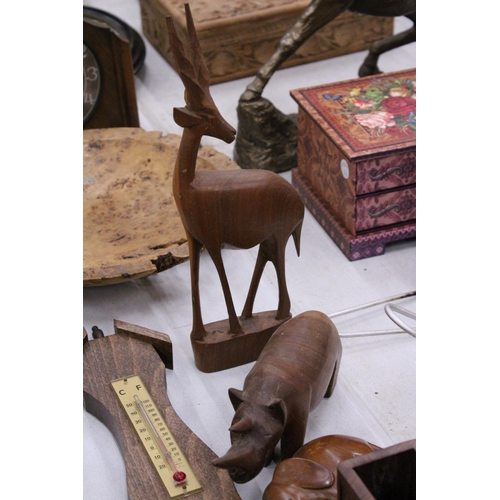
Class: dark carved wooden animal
235,0,416,172
167,5,305,341
241,0,416,103
212,311,342,483
263,435,380,499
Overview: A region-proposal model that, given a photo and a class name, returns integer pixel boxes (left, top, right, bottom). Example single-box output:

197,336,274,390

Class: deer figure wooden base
167,4,305,373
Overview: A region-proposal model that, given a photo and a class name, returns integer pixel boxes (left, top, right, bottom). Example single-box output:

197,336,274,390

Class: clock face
83,43,101,124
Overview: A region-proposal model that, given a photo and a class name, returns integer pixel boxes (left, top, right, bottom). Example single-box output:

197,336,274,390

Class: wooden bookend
166,4,304,373
83,320,241,499
337,439,416,500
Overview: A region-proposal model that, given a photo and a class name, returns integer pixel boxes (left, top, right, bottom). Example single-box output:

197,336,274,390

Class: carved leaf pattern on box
139,0,393,83
164,0,301,21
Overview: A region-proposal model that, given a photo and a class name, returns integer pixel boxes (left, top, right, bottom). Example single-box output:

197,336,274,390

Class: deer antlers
166,4,213,112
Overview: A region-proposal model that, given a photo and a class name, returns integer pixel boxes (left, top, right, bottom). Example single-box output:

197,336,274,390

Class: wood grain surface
83,128,239,286
337,439,416,500
83,18,140,129
263,434,380,500
166,6,304,373
140,0,393,83
83,320,241,499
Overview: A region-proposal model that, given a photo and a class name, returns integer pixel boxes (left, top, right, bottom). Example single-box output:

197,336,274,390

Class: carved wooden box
290,69,416,260
139,0,394,84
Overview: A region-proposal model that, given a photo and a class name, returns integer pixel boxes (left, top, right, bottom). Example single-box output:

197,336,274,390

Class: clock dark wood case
83,17,140,129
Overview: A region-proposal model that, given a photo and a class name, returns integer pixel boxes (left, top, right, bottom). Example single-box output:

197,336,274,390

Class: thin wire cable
328,290,415,318
328,291,416,338
385,303,416,337
339,328,408,338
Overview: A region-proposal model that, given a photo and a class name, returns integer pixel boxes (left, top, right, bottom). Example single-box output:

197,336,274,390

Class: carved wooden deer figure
166,5,305,340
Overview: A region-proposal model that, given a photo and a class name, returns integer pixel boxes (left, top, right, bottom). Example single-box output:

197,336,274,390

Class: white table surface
82,2,416,498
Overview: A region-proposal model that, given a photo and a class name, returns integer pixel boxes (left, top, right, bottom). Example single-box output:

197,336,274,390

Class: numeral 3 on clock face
83,43,101,123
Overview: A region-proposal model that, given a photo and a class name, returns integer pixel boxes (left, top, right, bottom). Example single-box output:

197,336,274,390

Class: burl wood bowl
83,128,239,286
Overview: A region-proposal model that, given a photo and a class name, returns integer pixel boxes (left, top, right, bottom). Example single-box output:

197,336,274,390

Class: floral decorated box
139,0,393,84
290,69,416,260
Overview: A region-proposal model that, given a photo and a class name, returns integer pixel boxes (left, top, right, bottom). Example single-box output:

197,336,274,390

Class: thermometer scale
111,374,203,498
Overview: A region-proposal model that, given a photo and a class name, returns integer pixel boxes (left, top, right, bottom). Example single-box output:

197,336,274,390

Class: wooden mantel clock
83,320,241,499
83,14,140,129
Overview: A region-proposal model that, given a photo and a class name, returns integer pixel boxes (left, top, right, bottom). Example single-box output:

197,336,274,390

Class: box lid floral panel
291,69,416,159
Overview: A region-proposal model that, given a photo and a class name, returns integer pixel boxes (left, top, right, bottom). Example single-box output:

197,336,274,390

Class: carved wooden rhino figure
212,311,342,483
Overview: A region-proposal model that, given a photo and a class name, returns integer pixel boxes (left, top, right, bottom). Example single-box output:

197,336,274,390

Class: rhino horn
228,387,245,410
229,414,253,433
212,443,252,468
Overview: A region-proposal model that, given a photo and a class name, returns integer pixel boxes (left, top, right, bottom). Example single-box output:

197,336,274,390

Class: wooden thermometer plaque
83,320,241,499
111,374,203,498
